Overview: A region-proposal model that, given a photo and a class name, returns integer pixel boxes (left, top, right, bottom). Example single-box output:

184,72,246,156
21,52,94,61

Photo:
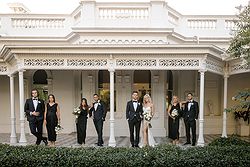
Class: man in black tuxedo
126,91,143,147
182,93,199,146
89,94,106,146
24,89,48,145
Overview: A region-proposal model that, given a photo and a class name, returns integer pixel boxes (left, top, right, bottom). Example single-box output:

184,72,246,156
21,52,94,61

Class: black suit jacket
182,100,199,121
126,100,143,122
24,98,45,122
89,101,106,121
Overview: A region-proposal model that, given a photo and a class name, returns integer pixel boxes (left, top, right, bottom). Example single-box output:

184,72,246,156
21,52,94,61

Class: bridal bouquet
55,124,63,134
72,107,81,118
171,109,179,121
143,110,152,121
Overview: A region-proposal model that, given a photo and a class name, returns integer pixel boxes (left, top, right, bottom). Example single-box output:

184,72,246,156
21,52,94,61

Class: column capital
108,68,115,72
224,73,230,78
18,69,26,73
198,69,207,73
8,73,16,77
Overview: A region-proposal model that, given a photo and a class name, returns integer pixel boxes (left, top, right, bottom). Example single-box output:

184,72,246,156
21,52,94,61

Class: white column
222,74,229,137
18,70,27,145
9,74,17,144
108,68,116,147
197,70,206,146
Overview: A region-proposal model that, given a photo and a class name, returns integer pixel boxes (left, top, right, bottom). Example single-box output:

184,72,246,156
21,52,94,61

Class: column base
221,134,227,138
10,136,17,144
108,139,116,147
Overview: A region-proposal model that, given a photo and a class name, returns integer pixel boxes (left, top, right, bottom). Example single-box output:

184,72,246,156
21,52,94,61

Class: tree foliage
227,4,250,67
225,89,250,124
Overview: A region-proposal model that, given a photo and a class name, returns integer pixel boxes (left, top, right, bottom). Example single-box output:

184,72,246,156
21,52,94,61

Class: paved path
1,133,249,147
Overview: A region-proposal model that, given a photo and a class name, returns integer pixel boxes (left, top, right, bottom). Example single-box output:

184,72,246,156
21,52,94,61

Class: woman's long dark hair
80,98,89,110
48,94,56,103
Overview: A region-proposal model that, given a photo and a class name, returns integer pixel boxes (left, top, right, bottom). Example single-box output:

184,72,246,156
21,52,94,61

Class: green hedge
209,135,250,146
0,138,250,167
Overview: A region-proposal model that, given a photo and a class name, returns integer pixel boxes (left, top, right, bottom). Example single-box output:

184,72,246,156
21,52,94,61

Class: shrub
0,141,249,167
208,135,250,146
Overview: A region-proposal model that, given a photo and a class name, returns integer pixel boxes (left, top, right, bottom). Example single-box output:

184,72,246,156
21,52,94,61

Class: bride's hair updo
143,94,152,104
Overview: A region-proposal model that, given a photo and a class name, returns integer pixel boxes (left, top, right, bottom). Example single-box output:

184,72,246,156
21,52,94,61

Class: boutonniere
190,103,194,105
138,103,140,105
38,101,41,104
97,100,101,106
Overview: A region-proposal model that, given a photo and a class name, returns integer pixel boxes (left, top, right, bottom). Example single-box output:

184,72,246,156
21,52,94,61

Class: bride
140,94,156,147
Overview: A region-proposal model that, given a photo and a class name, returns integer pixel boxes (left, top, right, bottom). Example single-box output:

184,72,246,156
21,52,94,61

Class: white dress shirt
33,98,38,111
133,101,138,111
188,100,193,111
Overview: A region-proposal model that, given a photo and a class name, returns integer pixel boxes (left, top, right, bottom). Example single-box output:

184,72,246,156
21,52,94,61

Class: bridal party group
24,89,199,147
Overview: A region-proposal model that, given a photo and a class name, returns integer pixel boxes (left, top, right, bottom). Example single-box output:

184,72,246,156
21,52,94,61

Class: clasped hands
31,111,40,116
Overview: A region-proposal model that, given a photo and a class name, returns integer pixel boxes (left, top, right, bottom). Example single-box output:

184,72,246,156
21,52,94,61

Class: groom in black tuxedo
182,93,199,146
126,91,143,147
24,89,48,145
89,94,107,146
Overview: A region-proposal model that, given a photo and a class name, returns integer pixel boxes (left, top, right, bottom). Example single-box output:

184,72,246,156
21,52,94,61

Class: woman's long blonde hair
171,95,179,104
143,94,152,104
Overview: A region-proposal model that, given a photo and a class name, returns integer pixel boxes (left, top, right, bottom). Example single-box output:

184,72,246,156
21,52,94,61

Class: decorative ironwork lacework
206,59,223,73
116,59,157,66
0,65,7,72
24,59,64,66
231,63,249,72
67,59,107,66
159,59,199,67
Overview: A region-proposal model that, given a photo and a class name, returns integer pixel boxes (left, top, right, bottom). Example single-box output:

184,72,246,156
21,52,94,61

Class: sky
0,0,249,15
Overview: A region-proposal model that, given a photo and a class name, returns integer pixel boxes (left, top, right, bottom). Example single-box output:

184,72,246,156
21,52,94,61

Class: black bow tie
33,98,38,101
133,101,138,103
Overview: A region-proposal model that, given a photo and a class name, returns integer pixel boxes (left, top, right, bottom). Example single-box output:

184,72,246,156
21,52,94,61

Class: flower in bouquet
143,110,152,121
72,107,81,118
55,124,63,134
171,109,179,120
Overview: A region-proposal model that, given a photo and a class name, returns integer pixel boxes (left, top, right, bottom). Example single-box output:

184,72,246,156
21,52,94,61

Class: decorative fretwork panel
206,59,223,74
116,59,157,67
24,59,64,66
67,59,107,67
0,65,7,72
231,63,249,72
159,59,200,67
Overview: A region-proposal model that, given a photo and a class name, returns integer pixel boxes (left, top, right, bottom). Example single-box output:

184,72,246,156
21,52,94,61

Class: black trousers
76,117,87,144
128,118,141,147
94,119,104,145
29,120,46,145
184,119,196,144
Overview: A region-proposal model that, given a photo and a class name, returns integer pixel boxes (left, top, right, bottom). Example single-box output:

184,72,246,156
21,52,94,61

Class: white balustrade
98,8,149,19
187,19,217,29
168,12,179,25
11,18,65,28
225,20,237,30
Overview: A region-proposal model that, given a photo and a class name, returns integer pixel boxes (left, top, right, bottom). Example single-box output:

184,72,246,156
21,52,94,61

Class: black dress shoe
42,138,48,146
97,144,103,147
183,142,191,145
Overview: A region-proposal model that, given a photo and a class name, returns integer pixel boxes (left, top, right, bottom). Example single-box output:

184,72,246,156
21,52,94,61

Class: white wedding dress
139,106,156,147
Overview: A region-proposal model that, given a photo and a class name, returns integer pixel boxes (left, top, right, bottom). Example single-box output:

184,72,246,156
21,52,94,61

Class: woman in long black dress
44,94,61,147
76,98,89,146
167,96,181,145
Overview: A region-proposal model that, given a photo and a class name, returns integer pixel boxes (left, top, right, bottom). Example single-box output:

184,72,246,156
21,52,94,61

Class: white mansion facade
0,0,249,146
